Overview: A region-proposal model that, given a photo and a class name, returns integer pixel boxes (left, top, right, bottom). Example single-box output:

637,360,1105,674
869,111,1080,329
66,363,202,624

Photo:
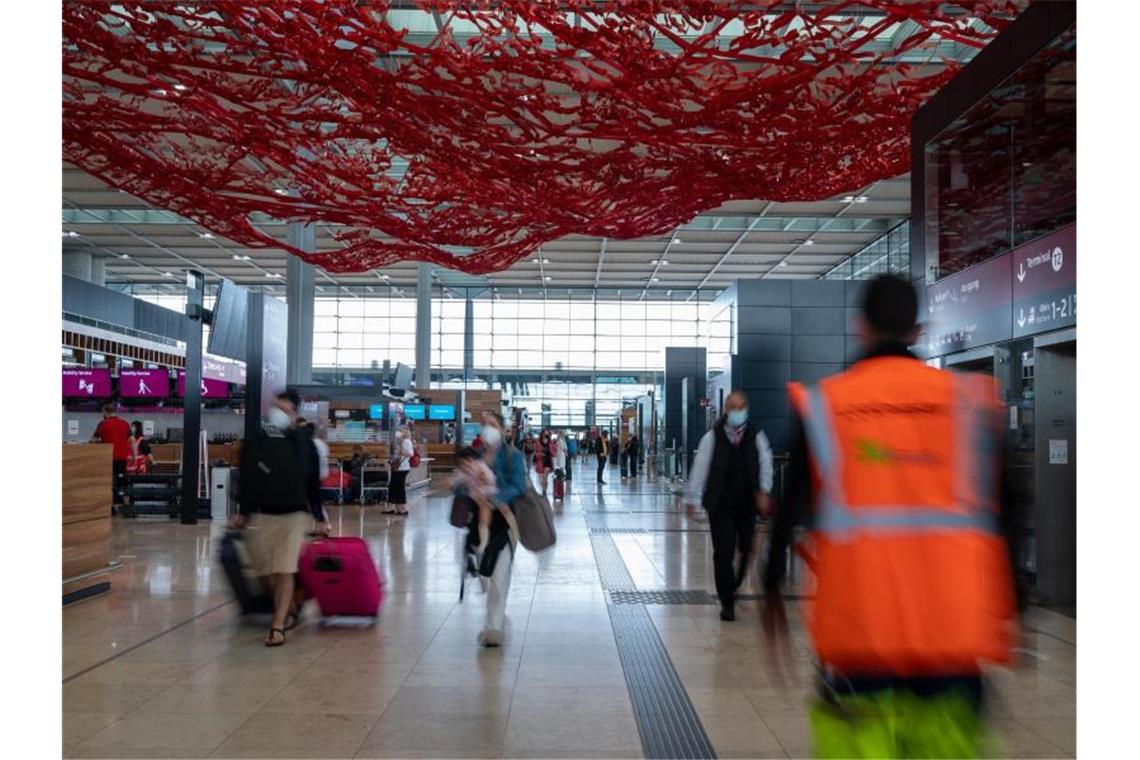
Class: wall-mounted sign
177,371,229,398
1012,223,1076,338
119,369,170,399
143,420,155,436
925,253,1013,356
67,420,79,436
62,368,112,397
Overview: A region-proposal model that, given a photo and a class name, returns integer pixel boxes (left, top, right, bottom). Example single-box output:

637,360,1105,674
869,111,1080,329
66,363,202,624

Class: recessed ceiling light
173,83,188,91
163,271,174,277
854,195,868,203
63,230,79,238
542,258,550,264
672,238,683,244
652,277,660,282
803,239,815,246
381,274,390,280
660,259,669,265
198,232,214,239
779,261,789,267
274,188,289,196
544,276,552,281
119,253,130,259
232,254,242,260
649,259,659,265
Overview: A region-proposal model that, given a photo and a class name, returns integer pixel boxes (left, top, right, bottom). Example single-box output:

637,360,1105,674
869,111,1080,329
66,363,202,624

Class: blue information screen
368,404,384,420
428,404,456,420
404,404,426,420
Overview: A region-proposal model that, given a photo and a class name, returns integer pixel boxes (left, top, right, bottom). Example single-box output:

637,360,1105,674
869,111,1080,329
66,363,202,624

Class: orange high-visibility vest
789,356,1016,677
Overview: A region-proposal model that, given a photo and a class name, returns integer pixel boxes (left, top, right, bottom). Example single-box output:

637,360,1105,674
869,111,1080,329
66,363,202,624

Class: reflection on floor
63,460,1076,758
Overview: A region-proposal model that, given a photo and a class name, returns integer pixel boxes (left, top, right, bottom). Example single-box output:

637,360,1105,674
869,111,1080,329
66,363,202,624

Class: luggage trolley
320,461,349,506
359,459,390,506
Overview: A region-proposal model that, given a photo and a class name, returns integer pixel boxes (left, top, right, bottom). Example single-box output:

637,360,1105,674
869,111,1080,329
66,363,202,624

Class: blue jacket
490,443,527,507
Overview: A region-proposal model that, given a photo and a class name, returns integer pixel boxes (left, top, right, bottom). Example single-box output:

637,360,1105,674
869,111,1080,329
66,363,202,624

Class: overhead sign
924,253,1012,356
177,371,229,398
119,369,170,399
62,368,111,397
202,353,247,385
1012,223,1076,338
428,404,456,421
404,404,426,420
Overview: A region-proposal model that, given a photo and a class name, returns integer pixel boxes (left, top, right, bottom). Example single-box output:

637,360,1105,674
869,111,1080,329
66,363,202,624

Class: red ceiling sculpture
62,1,1021,274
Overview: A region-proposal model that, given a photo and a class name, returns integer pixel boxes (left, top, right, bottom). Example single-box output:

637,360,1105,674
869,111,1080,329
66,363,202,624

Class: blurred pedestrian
233,389,325,647
533,429,555,496
387,425,414,516
596,429,610,484
128,420,153,474
475,411,525,647
685,392,773,621
761,274,1024,758
625,433,640,479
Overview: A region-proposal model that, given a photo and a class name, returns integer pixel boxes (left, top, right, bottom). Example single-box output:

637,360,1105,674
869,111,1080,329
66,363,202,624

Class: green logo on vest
855,438,940,466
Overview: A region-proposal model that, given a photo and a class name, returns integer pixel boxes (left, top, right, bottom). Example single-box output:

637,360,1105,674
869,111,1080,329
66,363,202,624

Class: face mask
726,409,749,429
481,425,502,448
267,407,292,431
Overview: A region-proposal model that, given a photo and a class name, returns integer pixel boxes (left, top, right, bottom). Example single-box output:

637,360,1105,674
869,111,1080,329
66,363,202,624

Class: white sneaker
477,629,504,647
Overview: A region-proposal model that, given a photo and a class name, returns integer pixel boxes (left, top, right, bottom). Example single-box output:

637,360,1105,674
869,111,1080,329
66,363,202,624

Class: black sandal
284,606,301,631
265,627,286,647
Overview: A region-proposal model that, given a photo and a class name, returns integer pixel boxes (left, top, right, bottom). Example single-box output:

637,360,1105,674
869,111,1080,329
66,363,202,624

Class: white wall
62,409,247,442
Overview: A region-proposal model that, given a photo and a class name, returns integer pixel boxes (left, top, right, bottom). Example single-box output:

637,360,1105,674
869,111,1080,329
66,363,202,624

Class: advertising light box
119,369,170,399
177,371,229,399
63,368,111,398
428,404,456,420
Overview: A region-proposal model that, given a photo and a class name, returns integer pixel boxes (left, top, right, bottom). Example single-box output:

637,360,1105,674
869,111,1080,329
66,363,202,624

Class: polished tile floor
64,459,1076,758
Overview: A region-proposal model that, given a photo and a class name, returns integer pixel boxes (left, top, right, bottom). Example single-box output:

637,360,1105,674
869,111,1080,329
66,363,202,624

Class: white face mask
267,406,292,431
726,409,749,429
481,425,502,448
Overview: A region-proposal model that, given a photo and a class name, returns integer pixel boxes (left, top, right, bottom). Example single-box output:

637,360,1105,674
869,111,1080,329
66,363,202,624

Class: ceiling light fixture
652,277,660,282
779,261,789,267
544,276,552,281
660,259,669,265
672,238,683,244
854,195,868,203
650,259,659,265
63,230,79,238
381,274,390,280
803,239,815,246
163,271,174,277
198,232,214,239
274,188,289,196
119,253,130,259
173,83,188,91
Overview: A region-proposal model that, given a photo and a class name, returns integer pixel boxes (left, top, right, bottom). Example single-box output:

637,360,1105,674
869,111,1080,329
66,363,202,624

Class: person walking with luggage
92,404,132,513
685,391,773,622
475,411,526,647
387,426,415,517
760,274,1024,758
233,390,325,647
533,429,556,497
596,430,610,484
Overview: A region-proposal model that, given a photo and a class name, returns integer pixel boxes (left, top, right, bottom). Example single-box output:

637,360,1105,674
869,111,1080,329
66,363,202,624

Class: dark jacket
702,419,761,514
238,426,323,520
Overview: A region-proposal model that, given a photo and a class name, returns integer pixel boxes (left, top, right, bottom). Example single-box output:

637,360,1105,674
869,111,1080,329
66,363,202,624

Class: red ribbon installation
62,1,1021,275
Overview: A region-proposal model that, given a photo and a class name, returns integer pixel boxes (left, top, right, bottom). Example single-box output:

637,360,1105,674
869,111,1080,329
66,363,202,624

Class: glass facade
822,222,910,281
923,24,1076,278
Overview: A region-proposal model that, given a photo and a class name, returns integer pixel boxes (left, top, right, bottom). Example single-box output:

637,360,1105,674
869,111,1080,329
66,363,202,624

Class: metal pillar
415,263,432,390
285,223,316,385
180,271,206,524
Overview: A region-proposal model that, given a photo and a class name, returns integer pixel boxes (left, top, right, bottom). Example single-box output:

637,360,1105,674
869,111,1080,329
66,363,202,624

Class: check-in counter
326,443,432,489
62,444,114,604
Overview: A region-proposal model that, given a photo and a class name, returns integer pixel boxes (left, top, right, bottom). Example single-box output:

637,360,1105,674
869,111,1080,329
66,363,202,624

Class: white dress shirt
686,426,774,507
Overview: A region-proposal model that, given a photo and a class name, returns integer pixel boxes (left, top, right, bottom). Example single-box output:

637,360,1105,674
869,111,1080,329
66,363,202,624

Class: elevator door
1033,341,1076,612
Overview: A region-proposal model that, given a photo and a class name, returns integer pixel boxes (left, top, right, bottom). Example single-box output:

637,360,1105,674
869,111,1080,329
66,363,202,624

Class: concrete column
463,296,474,383
415,263,432,390
62,250,106,286
285,223,316,385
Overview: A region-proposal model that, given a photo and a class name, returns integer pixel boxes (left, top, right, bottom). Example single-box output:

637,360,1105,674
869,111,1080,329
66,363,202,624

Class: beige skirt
247,511,311,576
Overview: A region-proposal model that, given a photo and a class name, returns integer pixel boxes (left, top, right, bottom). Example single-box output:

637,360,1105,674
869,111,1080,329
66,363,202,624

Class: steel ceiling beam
686,203,772,301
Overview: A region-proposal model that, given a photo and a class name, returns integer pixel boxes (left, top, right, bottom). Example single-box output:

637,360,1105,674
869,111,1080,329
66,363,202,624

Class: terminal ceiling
61,2,1022,300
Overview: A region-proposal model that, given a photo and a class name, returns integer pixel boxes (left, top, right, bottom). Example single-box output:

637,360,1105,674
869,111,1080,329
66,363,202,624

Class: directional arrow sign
1017,309,1026,328
1017,263,1026,283
1012,223,1075,338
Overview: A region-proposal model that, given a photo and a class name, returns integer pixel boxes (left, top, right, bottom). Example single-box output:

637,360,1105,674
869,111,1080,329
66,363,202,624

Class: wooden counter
62,444,114,604
149,442,241,466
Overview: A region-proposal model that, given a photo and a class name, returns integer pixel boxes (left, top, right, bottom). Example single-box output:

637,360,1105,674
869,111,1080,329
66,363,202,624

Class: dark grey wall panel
664,347,707,470
792,363,846,386
755,416,793,454
792,307,845,335
63,274,188,342
737,361,790,389
792,280,845,307
844,280,869,307
743,390,789,418
846,337,865,364
792,335,845,364
737,306,791,334
737,333,791,362
737,280,791,307
845,307,862,335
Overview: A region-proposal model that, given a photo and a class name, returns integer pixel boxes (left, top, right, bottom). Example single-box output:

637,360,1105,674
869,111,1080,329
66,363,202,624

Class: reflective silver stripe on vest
801,380,999,539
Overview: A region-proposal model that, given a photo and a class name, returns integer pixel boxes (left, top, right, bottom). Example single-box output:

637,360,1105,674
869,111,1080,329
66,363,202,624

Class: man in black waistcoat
685,391,774,621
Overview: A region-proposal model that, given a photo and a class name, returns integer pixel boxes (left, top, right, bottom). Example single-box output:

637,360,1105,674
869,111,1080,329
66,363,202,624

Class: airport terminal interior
60,2,1078,758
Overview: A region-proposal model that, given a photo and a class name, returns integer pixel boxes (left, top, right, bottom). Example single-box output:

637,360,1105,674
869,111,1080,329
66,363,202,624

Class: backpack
239,431,306,510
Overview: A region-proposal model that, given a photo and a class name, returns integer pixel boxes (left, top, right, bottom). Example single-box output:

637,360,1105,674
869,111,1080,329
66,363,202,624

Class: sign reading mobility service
119,369,170,398
924,253,1013,356
62,368,112,397
1011,223,1076,338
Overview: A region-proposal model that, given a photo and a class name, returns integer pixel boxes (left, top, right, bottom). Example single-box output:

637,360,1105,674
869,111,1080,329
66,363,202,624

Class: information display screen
119,369,170,398
428,404,456,420
368,404,385,420
404,404,426,420
63,368,112,397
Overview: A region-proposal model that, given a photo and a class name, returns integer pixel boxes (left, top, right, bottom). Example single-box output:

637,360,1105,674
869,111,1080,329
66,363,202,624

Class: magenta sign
119,369,170,398
62,368,112,397
177,371,229,398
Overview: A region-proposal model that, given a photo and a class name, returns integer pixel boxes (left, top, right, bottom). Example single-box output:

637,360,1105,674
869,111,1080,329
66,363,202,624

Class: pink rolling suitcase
298,536,384,617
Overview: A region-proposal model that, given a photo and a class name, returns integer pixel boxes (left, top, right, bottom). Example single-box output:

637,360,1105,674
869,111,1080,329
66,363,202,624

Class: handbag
512,480,557,552
450,493,474,529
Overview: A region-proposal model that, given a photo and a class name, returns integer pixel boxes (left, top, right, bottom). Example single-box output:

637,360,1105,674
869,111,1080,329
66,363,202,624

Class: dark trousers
112,459,127,506
708,506,756,609
389,469,409,505
629,454,638,477
596,455,606,482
